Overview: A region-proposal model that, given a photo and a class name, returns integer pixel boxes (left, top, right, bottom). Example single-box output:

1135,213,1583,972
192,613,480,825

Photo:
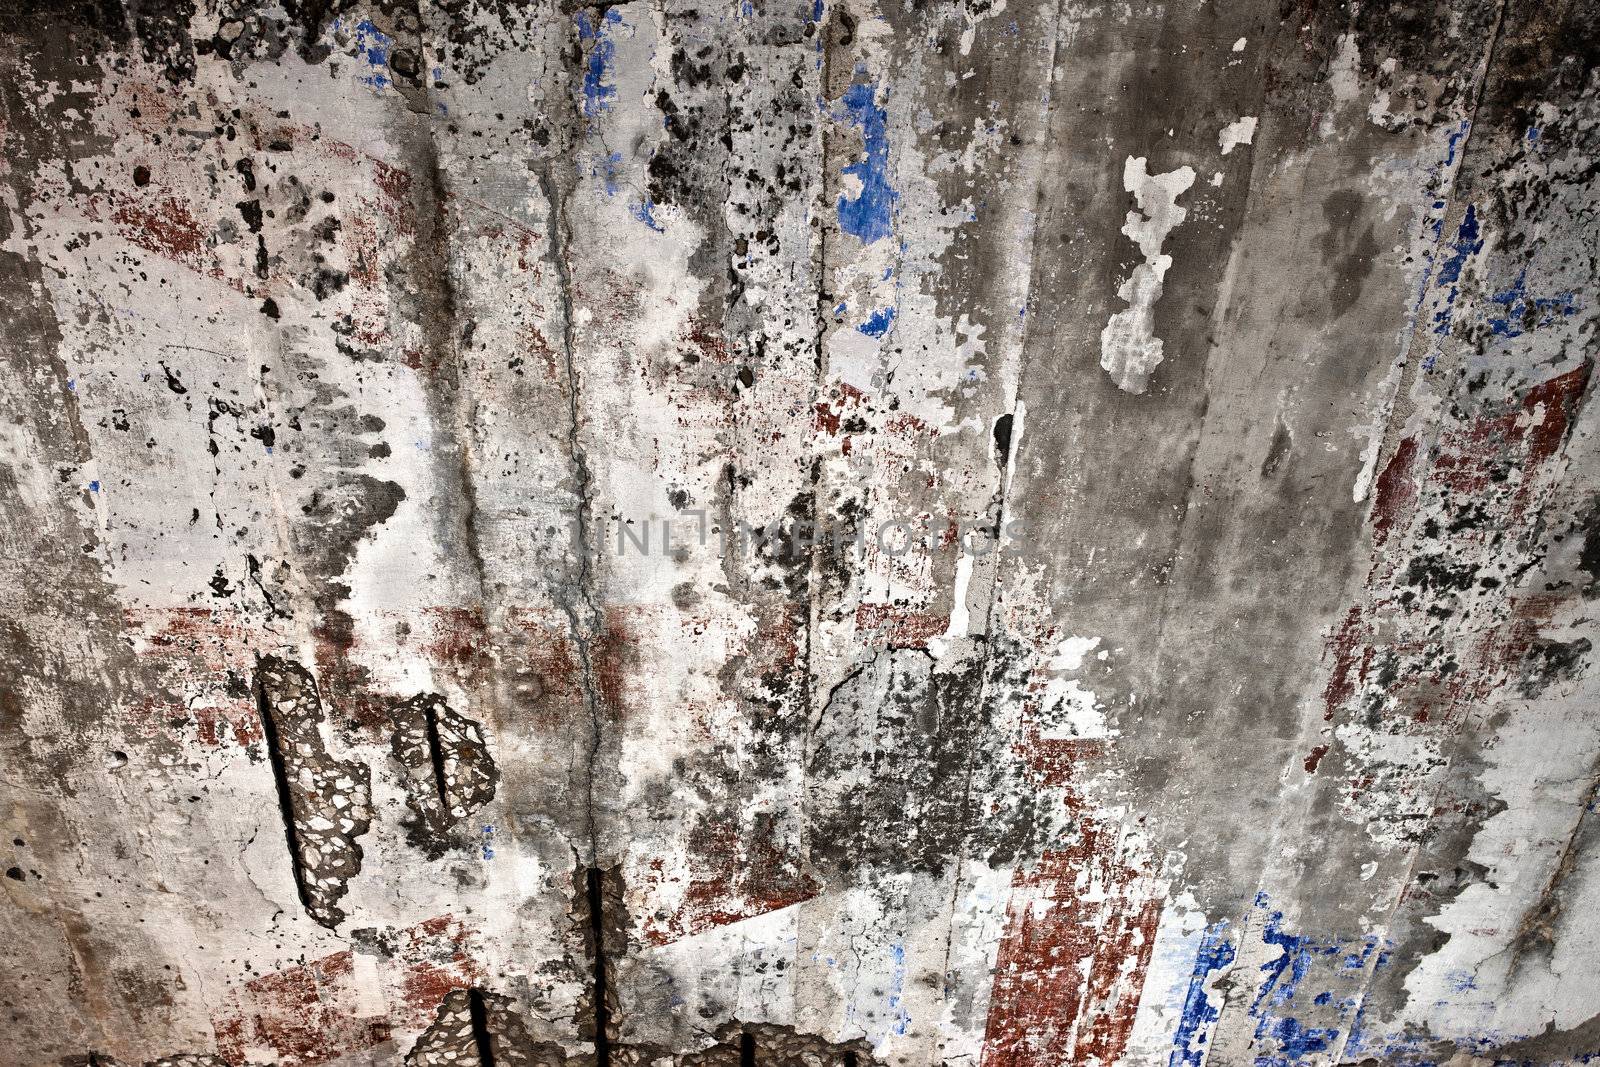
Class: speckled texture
0,1,1596,1065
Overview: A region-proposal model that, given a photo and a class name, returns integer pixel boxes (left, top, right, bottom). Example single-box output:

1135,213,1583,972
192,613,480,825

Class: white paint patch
929,552,975,661
1232,36,1248,51
1048,634,1100,671
1323,33,1363,137
1218,116,1257,155
1123,891,1213,1063
1039,635,1112,739
1099,156,1196,394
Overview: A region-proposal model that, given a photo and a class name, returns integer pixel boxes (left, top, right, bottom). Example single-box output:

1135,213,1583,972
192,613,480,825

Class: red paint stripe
980,817,1161,1067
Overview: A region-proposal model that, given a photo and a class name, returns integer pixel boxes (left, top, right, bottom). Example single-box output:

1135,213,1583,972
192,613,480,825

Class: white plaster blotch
1040,635,1112,739
1218,116,1257,155
1048,634,1100,671
930,552,976,660
1099,156,1196,394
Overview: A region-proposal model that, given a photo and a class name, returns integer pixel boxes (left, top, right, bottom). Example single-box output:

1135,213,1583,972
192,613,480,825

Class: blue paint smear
859,307,896,337
1169,921,1237,1067
1248,904,1344,1066
1403,125,1478,334
630,198,664,232
576,9,622,122
1426,205,1482,358
1435,206,1480,288
1244,896,1392,1067
1443,119,1470,166
1488,270,1578,337
590,150,624,195
343,18,393,92
836,82,897,244
887,942,911,1036
88,480,100,493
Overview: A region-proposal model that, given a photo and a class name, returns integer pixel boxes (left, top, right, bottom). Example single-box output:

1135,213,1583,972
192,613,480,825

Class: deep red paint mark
854,604,949,648
641,815,820,946
1370,435,1419,548
110,194,208,270
211,914,481,1066
979,817,1162,1067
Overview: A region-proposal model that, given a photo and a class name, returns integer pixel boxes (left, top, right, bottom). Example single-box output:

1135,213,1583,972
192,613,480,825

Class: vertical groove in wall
467,987,497,1067
251,656,314,918
587,866,612,1067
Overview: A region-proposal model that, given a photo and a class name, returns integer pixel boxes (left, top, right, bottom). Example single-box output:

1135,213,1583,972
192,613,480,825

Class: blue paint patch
343,18,393,92
630,198,664,232
887,942,910,1036
88,480,100,493
576,9,622,122
1435,206,1480,288
1426,205,1482,357
836,82,897,244
1246,895,1391,1067
1487,270,1578,338
590,150,625,195
1443,119,1470,166
1169,921,1237,1067
859,307,896,337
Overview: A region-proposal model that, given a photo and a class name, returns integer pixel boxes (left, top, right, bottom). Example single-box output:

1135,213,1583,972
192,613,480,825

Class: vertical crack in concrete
1327,5,1564,1056
1363,0,1509,508
397,1,497,678
539,72,606,871
800,1,842,864
1508,759,1600,976
930,0,1070,1017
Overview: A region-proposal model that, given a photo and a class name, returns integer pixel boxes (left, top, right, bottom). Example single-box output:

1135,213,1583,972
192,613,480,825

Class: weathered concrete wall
0,1,1596,1065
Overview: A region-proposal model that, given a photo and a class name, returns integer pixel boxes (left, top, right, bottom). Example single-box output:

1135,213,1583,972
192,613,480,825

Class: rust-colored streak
210,915,482,1066
979,819,1162,1067
641,816,820,946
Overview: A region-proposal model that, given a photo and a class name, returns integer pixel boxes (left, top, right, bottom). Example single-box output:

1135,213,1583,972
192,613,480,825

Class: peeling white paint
1099,156,1196,394
1218,116,1257,155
